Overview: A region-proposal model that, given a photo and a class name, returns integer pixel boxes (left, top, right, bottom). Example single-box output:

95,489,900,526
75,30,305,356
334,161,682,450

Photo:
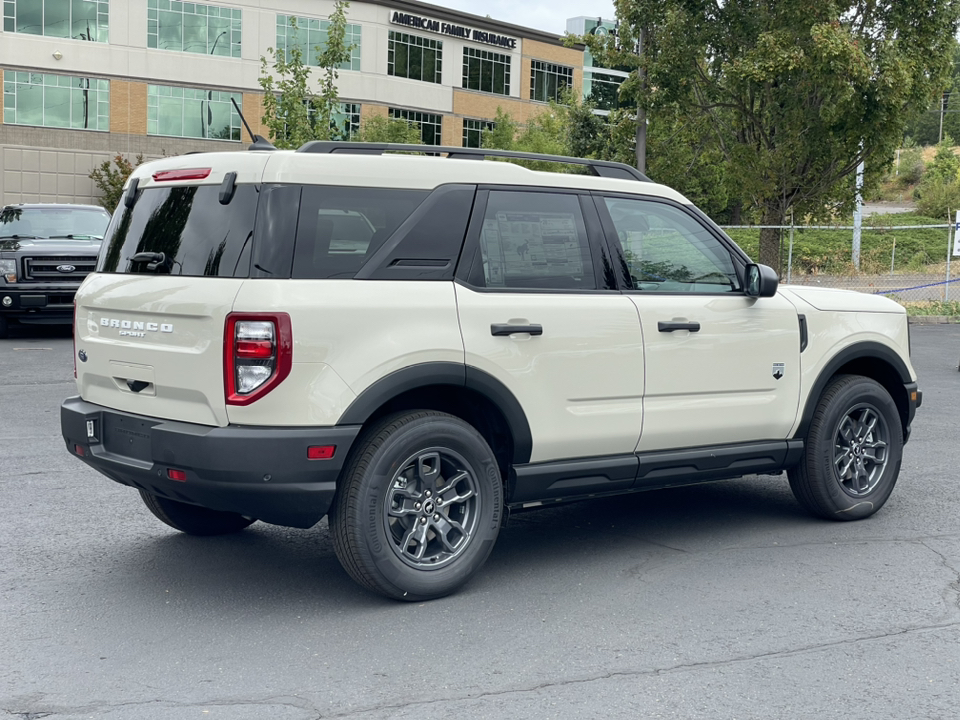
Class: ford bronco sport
60,143,921,600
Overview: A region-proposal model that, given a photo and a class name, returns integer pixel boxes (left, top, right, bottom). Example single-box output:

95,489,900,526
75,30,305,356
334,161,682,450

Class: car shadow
93,474,808,609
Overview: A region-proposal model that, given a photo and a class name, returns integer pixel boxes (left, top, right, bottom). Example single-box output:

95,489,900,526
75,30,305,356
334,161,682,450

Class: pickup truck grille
21,255,97,283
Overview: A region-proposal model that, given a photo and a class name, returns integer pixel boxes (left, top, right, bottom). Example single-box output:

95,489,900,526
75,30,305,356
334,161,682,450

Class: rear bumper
0,284,78,322
61,396,361,528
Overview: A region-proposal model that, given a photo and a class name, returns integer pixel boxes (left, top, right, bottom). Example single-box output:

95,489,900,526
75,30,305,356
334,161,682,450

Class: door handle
658,321,701,333
491,323,543,336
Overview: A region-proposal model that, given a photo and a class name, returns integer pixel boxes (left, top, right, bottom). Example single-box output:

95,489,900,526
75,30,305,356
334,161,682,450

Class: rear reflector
152,168,212,182
167,468,188,482
74,444,85,456
307,445,336,460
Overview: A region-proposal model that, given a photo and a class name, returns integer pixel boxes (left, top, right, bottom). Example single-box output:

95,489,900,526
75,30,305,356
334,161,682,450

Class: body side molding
509,440,804,507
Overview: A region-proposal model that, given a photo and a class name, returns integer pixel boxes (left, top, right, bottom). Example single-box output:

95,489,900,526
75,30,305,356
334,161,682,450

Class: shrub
89,154,144,212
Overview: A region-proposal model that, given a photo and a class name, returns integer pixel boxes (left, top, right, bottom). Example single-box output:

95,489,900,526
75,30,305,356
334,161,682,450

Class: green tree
605,0,960,271
89,153,144,211
354,115,423,144
903,40,960,146
258,2,354,148
313,1,353,141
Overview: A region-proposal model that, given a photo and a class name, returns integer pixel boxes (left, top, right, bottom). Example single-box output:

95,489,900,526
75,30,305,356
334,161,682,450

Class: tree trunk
758,203,785,275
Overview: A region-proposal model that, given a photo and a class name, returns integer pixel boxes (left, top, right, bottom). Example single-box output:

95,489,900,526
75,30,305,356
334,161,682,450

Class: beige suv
61,143,921,600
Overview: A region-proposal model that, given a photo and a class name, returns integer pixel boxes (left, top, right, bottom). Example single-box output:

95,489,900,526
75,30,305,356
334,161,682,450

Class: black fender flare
794,341,912,440
338,362,533,464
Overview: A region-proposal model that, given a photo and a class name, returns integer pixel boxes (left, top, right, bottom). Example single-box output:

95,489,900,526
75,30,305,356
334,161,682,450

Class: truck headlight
0,259,16,283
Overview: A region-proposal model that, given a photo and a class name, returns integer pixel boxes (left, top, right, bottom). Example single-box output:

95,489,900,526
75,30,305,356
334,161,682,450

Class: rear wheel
138,491,256,535
789,375,903,521
330,411,503,601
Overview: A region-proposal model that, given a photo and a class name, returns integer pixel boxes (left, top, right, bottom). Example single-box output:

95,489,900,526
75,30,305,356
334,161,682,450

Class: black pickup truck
0,203,111,338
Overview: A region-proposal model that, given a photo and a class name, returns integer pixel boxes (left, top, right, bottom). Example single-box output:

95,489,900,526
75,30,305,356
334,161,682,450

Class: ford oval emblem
57,264,76,273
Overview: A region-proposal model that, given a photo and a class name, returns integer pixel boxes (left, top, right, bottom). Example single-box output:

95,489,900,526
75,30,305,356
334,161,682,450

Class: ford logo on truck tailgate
57,264,76,273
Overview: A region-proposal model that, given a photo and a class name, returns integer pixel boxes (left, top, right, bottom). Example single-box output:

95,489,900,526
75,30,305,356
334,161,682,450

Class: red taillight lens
152,168,212,182
74,444,85,456
167,468,187,482
307,445,336,460
224,313,292,406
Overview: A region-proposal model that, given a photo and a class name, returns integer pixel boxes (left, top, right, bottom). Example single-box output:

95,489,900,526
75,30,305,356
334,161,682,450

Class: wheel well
826,357,909,435
360,384,515,484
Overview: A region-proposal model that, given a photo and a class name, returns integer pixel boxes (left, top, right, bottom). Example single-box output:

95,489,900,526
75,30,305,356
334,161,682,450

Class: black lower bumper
0,286,77,323
61,396,361,528
905,382,921,443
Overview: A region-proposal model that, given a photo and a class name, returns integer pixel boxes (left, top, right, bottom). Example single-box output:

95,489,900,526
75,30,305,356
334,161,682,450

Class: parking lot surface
2,324,959,719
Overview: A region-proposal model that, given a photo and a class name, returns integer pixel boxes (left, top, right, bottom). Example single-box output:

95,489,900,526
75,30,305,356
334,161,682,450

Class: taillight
224,313,292,406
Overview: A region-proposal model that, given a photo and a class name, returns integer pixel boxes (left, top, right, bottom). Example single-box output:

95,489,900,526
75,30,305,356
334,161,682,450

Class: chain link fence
721,220,960,310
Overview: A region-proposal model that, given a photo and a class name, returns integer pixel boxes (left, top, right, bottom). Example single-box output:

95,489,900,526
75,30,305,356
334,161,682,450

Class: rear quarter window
98,185,258,277
291,187,430,279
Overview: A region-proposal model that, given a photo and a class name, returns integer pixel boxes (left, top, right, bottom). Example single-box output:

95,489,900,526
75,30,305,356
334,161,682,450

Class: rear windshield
98,185,257,276
0,206,110,240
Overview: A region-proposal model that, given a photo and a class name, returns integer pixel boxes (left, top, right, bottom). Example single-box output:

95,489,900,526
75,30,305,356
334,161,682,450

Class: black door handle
658,321,701,333
491,324,543,336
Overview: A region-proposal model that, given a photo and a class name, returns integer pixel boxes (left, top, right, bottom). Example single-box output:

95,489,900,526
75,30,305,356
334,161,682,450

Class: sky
429,0,617,35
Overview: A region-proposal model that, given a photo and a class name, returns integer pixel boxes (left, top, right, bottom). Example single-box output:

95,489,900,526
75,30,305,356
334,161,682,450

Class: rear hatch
75,154,269,427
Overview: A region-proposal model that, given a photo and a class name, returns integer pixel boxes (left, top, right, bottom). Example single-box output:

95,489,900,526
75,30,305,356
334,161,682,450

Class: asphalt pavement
1,323,959,719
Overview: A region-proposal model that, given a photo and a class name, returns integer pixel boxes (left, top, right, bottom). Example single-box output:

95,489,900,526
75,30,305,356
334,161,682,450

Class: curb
907,315,960,324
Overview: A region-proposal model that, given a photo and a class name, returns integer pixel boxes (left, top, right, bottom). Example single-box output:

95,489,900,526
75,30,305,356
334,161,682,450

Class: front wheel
330,411,503,601
139,491,256,535
788,375,903,521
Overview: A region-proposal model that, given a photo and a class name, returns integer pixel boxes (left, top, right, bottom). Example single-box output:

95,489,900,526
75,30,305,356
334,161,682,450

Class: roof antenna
231,97,276,151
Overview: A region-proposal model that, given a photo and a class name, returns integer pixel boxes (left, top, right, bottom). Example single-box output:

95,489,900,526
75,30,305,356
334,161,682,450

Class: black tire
138,490,256,535
788,375,903,521
0,316,8,339
330,411,503,601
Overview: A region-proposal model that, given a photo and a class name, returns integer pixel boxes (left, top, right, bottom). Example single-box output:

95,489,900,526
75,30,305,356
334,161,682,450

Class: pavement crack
320,621,960,718
917,539,960,613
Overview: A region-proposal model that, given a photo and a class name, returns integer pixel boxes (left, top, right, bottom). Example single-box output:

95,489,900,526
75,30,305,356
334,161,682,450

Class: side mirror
745,263,779,298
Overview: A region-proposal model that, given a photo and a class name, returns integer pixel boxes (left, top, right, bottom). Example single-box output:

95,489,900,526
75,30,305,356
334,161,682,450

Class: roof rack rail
295,142,650,182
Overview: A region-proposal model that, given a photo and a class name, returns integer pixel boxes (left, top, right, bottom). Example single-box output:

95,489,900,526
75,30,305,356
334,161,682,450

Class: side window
603,197,740,293
475,191,596,290
292,187,429,279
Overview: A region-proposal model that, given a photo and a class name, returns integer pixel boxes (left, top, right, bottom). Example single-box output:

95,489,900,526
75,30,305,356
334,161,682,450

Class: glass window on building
530,60,573,103
388,31,442,84
3,71,109,130
462,47,510,96
305,101,361,140
462,118,494,148
389,108,442,145
276,15,362,71
147,84,241,140
585,71,624,112
147,0,241,58
4,0,109,41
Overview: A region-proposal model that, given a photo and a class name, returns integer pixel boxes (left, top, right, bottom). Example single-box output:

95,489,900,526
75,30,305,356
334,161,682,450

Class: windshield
0,206,111,239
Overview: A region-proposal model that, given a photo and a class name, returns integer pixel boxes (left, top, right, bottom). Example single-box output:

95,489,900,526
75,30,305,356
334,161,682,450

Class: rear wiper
0,234,39,239
49,234,103,240
131,251,171,272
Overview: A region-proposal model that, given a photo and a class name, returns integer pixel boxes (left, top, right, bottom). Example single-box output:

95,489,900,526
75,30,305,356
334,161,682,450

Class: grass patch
899,300,960,316
724,212,952,275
